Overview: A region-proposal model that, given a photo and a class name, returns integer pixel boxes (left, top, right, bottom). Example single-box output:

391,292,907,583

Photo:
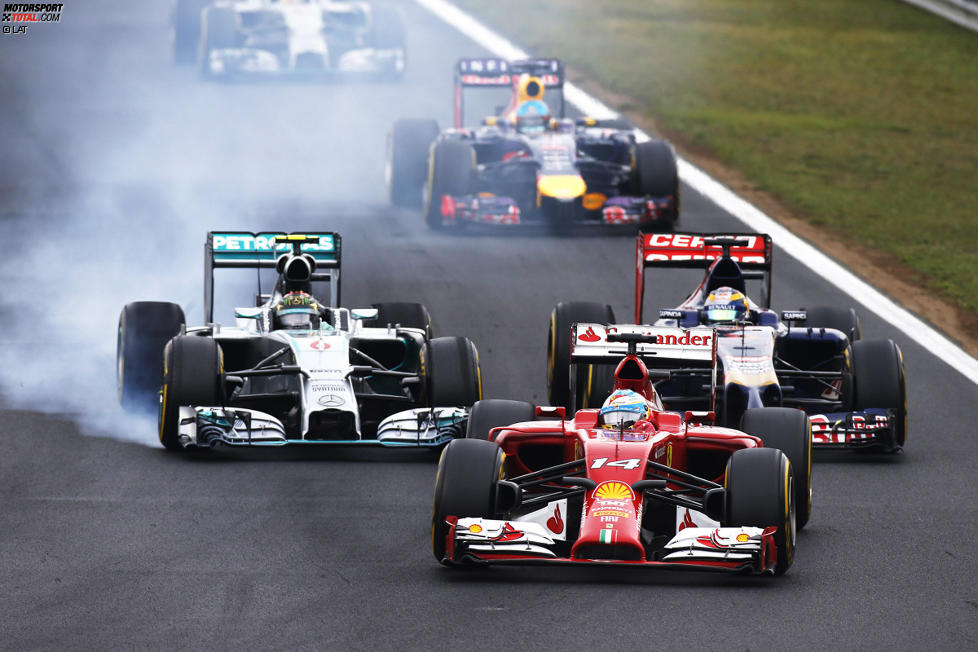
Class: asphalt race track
1,1,976,649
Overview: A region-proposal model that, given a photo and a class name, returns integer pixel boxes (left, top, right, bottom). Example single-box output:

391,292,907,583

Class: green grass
451,0,978,314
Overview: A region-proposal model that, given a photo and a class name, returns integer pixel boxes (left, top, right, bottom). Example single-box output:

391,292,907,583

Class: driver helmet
703,286,749,324
599,389,652,430
515,100,551,135
273,291,321,330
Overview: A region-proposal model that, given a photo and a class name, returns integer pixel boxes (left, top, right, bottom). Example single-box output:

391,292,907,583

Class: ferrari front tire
725,447,796,576
432,439,504,562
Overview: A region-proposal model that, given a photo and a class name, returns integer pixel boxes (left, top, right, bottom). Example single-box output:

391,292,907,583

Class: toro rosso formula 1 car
547,233,908,452
172,0,406,79
387,57,679,230
433,334,810,575
116,232,482,450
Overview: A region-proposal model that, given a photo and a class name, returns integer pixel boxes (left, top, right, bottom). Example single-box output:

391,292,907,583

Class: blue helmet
515,100,551,135
703,286,749,324
599,389,651,430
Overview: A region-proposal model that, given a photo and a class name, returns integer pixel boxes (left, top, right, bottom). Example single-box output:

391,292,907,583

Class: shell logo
736,533,750,543
594,481,634,501
468,524,483,534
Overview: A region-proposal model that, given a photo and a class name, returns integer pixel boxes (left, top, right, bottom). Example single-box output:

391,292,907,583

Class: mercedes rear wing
204,231,342,323
635,233,773,323
454,57,565,128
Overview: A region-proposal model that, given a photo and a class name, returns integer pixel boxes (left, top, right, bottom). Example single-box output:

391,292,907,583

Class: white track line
415,0,978,386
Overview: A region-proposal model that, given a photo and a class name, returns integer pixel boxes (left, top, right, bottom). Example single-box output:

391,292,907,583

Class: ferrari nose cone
538,174,586,200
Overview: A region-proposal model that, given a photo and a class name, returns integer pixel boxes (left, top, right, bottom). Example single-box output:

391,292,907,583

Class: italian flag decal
599,529,614,544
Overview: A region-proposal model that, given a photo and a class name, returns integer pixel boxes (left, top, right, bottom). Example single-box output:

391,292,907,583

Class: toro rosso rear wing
454,57,565,128
570,323,719,411
204,231,342,323
635,233,773,323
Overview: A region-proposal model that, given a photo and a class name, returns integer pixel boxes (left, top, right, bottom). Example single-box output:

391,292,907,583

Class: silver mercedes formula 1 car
117,231,482,451
172,0,406,80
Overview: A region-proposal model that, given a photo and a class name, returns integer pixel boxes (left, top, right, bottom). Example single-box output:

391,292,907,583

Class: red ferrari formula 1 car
432,332,810,576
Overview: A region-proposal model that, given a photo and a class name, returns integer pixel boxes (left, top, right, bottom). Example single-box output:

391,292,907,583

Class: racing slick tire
547,301,616,408
159,335,225,452
117,301,185,414
424,140,475,230
172,0,209,65
725,447,796,576
432,438,504,563
740,407,812,530
466,399,536,441
579,363,617,409
852,339,907,449
198,5,237,78
633,140,679,231
388,119,440,208
806,305,862,342
367,4,407,80
372,302,433,340
425,336,482,408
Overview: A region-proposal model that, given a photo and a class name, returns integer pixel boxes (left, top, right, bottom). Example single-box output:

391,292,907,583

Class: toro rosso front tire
725,447,796,576
117,301,185,414
740,407,812,530
159,336,224,451
432,439,504,563
852,339,907,449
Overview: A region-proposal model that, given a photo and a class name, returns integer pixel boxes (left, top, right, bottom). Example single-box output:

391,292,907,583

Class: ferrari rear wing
454,57,565,128
204,231,342,323
635,233,773,323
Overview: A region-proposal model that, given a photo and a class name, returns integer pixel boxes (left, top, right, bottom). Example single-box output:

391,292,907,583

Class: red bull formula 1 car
433,333,809,576
547,233,908,452
387,57,679,230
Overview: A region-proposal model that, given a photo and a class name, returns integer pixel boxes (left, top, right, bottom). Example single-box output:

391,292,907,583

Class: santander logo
546,504,564,534
578,326,600,342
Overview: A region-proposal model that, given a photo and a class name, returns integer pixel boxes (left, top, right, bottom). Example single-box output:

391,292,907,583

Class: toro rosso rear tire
372,302,433,340
117,301,185,414
424,140,475,229
159,336,224,451
388,119,439,208
547,301,616,408
432,439,504,563
425,336,482,408
740,407,812,530
852,339,907,449
466,399,536,441
725,447,796,576
633,140,679,230
806,305,862,342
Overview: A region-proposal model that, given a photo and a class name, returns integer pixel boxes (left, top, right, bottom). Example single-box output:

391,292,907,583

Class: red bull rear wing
454,57,565,127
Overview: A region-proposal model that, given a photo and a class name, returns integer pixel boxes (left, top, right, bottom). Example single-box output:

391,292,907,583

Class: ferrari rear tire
466,399,535,441
372,302,433,340
547,301,616,408
198,5,236,78
425,336,482,408
424,140,475,229
740,407,812,530
388,119,440,208
806,305,862,342
579,363,617,409
159,336,224,451
117,301,185,414
725,447,796,576
432,439,504,562
852,339,907,449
